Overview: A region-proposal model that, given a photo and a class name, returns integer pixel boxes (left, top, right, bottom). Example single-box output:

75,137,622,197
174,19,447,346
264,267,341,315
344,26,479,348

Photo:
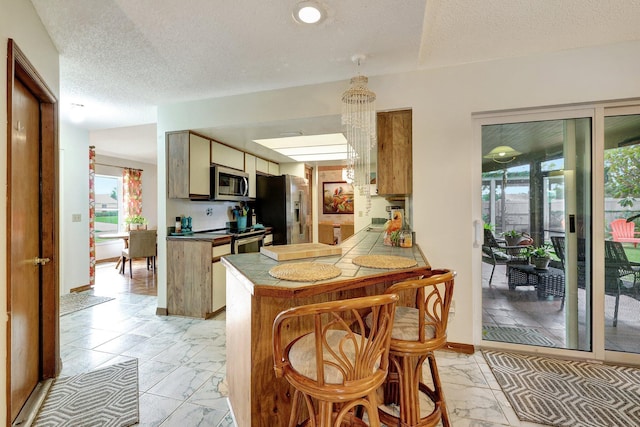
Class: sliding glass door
481,117,592,352
603,110,640,355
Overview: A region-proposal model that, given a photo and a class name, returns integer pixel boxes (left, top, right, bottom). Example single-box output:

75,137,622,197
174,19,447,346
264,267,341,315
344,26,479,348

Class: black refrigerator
256,174,310,245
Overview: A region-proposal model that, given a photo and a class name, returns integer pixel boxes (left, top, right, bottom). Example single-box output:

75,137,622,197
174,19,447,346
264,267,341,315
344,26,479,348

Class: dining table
97,231,129,269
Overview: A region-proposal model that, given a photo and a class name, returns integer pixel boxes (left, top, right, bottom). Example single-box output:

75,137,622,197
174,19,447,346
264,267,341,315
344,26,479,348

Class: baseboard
70,284,93,293
96,257,120,263
156,307,168,316
444,342,475,354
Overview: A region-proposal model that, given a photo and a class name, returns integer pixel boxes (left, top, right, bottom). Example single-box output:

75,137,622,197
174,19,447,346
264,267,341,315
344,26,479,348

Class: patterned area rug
484,351,640,427
60,292,114,316
483,325,556,347
34,359,139,426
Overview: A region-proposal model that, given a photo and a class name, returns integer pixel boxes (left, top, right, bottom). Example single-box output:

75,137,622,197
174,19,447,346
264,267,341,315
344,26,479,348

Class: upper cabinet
167,131,211,199
211,141,244,171
256,157,269,174
167,129,280,200
376,109,412,196
268,161,280,176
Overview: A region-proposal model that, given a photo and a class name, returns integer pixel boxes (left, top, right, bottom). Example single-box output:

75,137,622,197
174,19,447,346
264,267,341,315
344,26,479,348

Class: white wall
60,122,90,293
1,0,60,421
157,40,640,346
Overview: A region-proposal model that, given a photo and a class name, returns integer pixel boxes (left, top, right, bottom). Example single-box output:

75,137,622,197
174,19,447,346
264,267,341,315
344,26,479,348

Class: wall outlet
206,208,213,216
449,300,455,321
71,213,81,222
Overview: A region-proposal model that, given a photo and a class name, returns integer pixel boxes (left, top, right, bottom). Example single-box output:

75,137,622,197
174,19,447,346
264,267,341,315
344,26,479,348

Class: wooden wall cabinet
167,131,211,199
167,240,231,318
376,109,412,196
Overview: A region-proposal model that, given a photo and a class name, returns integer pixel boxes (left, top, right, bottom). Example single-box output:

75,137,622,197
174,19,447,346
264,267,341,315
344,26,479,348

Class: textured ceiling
29,0,640,163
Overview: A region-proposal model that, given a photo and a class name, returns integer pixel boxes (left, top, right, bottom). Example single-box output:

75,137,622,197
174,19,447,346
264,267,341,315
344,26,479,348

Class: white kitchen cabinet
211,140,245,170
212,243,231,313
244,153,257,198
256,157,269,174
268,161,280,176
167,131,211,199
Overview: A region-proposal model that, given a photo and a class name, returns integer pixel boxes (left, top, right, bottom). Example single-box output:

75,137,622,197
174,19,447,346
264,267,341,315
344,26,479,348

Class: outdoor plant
503,229,523,247
503,230,521,238
525,244,552,259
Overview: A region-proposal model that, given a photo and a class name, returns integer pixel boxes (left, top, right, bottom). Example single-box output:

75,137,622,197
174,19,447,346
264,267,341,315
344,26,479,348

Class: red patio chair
610,218,640,248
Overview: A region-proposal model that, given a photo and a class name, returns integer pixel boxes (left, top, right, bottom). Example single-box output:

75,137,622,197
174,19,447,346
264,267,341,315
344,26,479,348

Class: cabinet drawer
213,244,232,258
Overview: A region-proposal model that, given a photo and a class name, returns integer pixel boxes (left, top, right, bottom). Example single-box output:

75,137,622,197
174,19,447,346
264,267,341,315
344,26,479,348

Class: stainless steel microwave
211,165,249,201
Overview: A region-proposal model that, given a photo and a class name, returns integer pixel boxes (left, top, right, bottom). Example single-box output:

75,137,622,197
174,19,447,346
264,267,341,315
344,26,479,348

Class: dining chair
318,222,336,245
121,229,157,278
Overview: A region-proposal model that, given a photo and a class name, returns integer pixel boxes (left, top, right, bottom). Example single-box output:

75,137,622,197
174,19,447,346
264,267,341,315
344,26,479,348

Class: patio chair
610,218,640,248
550,236,586,289
604,240,640,327
482,229,529,284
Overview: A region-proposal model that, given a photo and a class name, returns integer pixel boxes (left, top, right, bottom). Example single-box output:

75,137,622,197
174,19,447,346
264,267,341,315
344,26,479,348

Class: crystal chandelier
341,55,376,213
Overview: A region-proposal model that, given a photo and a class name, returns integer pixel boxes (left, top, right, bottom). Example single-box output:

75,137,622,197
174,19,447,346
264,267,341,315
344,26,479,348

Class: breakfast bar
221,228,430,427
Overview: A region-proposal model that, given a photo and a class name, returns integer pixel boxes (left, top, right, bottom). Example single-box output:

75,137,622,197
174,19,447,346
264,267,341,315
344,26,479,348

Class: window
95,174,123,241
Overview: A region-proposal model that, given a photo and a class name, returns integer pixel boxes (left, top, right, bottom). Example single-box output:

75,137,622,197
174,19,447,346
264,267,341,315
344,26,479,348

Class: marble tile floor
55,260,551,426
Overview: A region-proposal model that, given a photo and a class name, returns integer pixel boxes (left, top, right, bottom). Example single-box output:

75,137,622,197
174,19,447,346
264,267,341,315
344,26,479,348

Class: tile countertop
221,228,431,297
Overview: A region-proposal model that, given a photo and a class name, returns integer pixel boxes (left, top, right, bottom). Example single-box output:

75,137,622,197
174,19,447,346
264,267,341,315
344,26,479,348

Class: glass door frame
474,102,640,364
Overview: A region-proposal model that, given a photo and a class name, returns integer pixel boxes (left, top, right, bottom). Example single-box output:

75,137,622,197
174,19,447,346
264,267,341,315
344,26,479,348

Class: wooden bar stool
376,269,456,427
272,294,399,427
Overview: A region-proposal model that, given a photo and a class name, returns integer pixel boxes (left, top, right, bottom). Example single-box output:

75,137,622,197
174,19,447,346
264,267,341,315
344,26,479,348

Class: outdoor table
508,264,566,307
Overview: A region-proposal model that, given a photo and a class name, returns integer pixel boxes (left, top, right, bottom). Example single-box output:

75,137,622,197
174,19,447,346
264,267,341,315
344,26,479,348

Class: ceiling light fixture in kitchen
342,54,376,213
292,1,326,24
254,133,347,162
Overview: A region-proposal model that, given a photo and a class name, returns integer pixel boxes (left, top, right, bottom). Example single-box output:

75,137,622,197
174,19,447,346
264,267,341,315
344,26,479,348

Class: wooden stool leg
427,353,450,427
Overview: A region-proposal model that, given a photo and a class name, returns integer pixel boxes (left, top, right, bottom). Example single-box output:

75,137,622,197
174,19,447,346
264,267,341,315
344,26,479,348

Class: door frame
6,39,59,424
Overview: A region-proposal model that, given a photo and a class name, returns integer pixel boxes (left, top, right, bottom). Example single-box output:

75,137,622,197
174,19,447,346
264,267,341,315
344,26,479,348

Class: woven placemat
352,255,417,269
269,262,342,282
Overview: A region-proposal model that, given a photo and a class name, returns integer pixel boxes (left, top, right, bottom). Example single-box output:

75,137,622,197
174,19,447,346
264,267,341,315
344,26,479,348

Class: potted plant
526,244,552,270
502,230,523,246
125,214,147,231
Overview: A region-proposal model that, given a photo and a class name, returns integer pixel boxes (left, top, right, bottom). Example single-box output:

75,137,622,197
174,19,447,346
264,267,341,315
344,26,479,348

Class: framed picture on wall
322,181,354,214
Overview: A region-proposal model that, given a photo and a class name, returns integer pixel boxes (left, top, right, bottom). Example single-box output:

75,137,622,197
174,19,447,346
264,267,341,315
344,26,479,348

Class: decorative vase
532,256,550,270
237,215,247,231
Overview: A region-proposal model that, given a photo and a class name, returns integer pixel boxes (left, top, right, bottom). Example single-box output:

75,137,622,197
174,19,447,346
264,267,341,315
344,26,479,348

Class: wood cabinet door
377,109,412,196
189,134,211,197
167,132,190,198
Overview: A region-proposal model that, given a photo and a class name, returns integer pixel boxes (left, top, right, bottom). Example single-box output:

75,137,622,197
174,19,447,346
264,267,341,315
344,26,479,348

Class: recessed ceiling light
293,1,325,24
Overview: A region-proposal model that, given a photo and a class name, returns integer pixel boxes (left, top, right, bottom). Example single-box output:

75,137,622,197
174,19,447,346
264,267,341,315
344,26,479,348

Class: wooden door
7,39,59,425
9,77,42,420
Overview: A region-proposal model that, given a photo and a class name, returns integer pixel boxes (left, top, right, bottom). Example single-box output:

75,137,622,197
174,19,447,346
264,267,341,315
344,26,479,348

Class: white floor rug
60,292,114,316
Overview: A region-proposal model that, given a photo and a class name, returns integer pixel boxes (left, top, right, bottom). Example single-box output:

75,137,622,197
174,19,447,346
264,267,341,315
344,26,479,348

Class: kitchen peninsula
221,228,430,427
